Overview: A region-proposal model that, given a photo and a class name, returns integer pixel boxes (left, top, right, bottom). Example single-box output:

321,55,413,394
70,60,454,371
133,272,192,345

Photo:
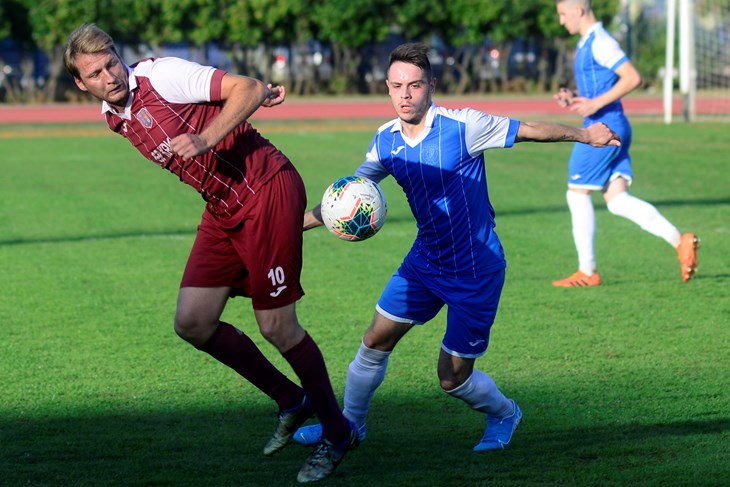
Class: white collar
579,21,603,47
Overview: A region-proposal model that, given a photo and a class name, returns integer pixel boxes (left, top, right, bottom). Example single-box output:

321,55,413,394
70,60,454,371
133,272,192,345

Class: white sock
446,370,513,417
566,190,597,275
342,342,390,427
606,192,681,247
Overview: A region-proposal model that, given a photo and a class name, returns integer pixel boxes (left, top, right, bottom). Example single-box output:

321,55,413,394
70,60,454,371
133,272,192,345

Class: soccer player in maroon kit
63,23,356,483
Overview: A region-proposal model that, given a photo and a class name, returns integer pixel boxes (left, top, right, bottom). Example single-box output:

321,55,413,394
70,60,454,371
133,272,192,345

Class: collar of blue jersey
390,103,437,133
101,64,136,120
579,21,603,46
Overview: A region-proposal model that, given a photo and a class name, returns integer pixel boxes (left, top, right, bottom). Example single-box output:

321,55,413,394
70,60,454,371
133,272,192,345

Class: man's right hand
554,87,574,107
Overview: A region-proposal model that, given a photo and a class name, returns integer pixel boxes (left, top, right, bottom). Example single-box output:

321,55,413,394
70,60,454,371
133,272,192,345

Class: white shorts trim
441,343,485,359
568,172,633,191
375,304,423,325
610,172,633,185
567,182,604,191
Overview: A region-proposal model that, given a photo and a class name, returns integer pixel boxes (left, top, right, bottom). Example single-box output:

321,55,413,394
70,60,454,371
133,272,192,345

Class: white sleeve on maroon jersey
143,57,219,104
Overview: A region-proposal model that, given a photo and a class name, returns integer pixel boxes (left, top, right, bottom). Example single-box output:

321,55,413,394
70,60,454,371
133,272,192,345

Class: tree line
2,0,673,103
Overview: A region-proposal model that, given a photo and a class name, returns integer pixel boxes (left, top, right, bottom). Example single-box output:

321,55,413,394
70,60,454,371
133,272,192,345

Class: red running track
0,96,689,124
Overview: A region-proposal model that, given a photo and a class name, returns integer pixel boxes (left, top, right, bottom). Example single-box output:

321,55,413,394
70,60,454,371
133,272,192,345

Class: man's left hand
170,133,211,161
585,122,621,147
262,84,286,107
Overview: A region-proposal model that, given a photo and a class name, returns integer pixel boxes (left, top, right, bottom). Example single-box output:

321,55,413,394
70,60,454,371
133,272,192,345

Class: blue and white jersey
355,105,520,278
575,22,629,125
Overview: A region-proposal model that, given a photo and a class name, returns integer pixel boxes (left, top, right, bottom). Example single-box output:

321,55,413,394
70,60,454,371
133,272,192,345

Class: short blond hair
556,0,592,8
64,24,118,78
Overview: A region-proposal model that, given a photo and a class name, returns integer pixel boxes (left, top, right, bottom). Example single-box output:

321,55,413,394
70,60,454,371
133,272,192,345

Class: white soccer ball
320,176,387,241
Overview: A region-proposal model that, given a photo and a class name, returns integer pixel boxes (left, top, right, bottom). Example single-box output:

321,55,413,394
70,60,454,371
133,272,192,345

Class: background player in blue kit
295,42,621,452
552,0,699,287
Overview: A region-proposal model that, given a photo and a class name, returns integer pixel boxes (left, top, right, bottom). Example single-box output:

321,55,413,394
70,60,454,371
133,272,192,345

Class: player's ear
74,77,89,92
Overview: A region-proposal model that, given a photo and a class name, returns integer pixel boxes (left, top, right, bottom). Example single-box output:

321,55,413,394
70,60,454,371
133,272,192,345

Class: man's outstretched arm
515,121,621,147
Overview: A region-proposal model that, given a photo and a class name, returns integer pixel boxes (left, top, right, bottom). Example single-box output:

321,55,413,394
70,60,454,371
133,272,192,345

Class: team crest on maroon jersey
136,108,154,128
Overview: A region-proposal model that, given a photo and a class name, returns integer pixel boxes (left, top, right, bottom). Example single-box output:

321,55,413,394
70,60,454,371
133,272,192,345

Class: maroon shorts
180,163,306,310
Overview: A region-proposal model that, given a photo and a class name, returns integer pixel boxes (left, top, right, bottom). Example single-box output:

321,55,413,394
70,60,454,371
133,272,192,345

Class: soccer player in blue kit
552,0,699,287
295,42,621,452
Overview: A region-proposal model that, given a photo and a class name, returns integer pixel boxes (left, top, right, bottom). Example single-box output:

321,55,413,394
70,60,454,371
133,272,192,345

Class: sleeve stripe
209,69,226,102
504,119,520,148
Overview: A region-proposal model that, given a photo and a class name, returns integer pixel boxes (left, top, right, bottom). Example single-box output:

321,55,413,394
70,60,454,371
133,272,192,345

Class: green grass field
1,120,728,486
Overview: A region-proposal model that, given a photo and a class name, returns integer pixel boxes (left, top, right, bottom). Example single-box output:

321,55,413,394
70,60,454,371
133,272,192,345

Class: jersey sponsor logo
422,144,439,166
136,108,154,128
150,137,174,164
270,285,287,298
391,145,405,156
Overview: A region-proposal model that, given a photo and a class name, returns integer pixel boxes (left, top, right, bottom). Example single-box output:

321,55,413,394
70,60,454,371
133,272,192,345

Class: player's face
557,2,581,35
386,61,434,126
73,50,130,109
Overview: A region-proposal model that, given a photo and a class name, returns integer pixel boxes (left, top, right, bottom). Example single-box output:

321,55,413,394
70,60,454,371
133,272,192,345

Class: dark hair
388,43,432,80
64,24,119,78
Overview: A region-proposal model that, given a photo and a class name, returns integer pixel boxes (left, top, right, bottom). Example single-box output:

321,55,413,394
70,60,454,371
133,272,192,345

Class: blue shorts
376,257,505,359
568,117,633,190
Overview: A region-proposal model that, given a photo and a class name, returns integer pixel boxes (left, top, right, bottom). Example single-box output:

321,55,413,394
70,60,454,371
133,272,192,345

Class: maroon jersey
102,57,289,228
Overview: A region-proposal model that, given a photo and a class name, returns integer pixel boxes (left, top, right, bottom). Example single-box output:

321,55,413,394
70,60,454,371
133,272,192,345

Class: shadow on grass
0,229,195,247
2,401,729,487
2,196,726,248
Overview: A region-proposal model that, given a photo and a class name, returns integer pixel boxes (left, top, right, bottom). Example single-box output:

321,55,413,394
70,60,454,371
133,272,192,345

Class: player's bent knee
173,313,217,346
173,318,197,344
254,304,303,351
438,364,473,392
256,319,278,342
440,379,459,392
258,320,303,352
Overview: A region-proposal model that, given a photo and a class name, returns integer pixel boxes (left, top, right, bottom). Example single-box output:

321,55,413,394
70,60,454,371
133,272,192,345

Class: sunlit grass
1,121,728,486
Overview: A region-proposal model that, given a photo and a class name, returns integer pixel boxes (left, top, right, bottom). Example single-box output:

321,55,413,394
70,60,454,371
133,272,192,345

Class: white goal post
664,0,730,122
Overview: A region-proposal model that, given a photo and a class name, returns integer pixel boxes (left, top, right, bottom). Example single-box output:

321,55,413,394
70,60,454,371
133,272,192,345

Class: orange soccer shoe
552,270,602,287
677,233,700,283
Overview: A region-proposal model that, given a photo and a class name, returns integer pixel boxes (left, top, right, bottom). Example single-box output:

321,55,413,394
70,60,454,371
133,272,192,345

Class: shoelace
307,442,332,466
